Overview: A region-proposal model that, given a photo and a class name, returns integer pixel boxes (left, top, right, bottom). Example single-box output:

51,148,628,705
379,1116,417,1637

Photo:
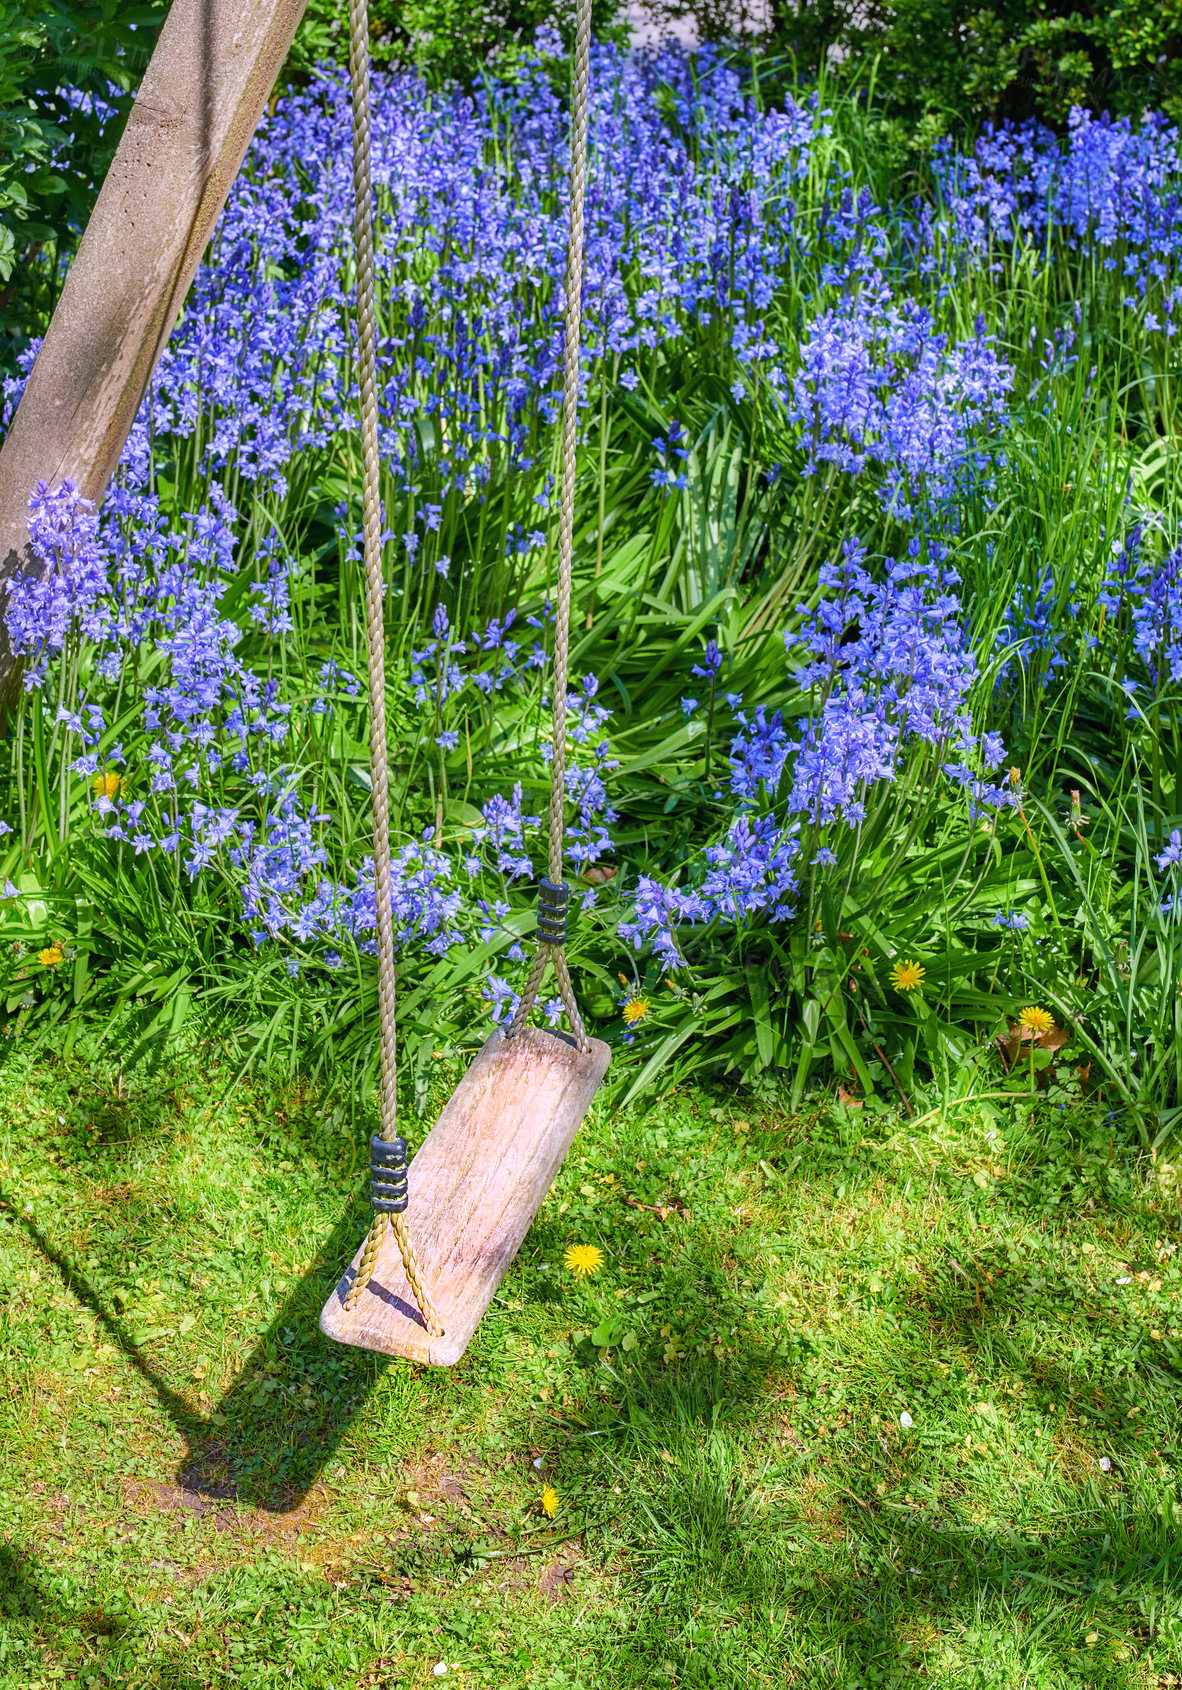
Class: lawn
3,1032,1181,1688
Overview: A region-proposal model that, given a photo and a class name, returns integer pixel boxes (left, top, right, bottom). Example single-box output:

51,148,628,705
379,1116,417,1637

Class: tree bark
0,0,308,707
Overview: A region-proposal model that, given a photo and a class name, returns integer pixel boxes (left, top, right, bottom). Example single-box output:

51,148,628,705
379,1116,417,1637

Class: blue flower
991,910,1029,931
1156,830,1182,871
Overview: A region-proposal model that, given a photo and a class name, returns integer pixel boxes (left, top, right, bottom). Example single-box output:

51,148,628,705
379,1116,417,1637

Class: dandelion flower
1018,1006,1054,1035
622,992,650,1027
889,960,925,992
92,771,121,800
563,1243,603,1279
540,1484,559,1519
37,946,63,968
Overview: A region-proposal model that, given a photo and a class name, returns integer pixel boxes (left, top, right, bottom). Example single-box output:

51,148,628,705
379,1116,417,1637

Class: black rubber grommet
369,1134,408,1213
537,876,570,945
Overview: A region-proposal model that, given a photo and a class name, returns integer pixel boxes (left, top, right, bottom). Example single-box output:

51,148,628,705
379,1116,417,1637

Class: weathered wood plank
320,1027,611,1366
0,0,307,706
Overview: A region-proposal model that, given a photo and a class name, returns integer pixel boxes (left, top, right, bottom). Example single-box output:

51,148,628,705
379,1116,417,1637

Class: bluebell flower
1155,830,1182,871
691,640,723,680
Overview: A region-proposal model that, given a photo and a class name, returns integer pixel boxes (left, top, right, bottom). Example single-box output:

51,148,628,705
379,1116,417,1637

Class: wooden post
0,0,307,706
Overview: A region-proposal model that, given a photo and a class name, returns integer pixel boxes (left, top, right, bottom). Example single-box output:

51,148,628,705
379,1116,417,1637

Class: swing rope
508,0,594,1055
342,0,594,1322
342,0,442,1331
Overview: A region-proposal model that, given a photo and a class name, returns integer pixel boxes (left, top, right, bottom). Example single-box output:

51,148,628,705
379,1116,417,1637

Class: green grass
3,1031,1182,1688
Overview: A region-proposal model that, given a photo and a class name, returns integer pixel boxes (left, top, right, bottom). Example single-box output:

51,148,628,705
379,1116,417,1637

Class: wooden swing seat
319,1025,610,1366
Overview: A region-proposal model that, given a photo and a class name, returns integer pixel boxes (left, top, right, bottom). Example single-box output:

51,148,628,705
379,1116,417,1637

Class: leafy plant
5,39,1182,1135
0,1,167,334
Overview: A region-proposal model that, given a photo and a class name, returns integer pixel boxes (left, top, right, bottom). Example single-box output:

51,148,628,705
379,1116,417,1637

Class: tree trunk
0,0,308,707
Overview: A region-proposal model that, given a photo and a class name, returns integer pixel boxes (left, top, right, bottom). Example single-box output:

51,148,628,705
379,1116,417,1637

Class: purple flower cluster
620,537,1015,968
994,567,1070,687
6,481,110,689
1098,526,1182,693
15,39,1182,1026
4,476,623,975
0,39,821,519
931,108,1182,335
789,538,1011,824
789,251,1013,518
620,813,800,971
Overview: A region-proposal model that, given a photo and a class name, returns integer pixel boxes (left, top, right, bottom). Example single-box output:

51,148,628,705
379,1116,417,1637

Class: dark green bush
773,0,1182,129
291,0,625,86
0,3,165,282
0,1,168,351
634,0,1182,130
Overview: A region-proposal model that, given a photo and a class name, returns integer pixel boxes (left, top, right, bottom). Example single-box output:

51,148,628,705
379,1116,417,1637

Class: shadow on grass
0,1182,387,1513
0,1540,146,1684
177,1204,391,1510
594,1467,1182,1686
0,1186,206,1441
9,1062,1182,1690
568,1309,1182,1686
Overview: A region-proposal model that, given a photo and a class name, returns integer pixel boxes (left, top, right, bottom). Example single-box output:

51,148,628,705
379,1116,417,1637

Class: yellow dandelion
1018,1005,1054,1035
37,946,63,969
621,992,650,1027
540,1484,559,1519
91,771,122,800
889,959,925,992
563,1243,604,1279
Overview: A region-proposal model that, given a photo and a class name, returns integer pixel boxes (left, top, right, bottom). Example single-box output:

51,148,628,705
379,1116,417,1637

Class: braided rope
343,1211,385,1312
345,0,441,1335
508,0,593,1054
343,1211,444,1336
390,1214,444,1336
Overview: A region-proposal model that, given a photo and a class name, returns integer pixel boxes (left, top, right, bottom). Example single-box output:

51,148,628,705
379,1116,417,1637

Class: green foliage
289,0,626,84
0,1,165,338
764,0,1182,130
5,59,1182,1134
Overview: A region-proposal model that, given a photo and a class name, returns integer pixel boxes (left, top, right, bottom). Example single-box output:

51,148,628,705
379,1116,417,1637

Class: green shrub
773,0,1182,130
633,0,1182,131
291,0,625,85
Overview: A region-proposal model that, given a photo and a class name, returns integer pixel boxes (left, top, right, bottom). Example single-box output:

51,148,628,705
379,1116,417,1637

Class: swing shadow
354,1272,430,1327
1,1184,388,1514
177,1202,393,1512
0,1187,205,1443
